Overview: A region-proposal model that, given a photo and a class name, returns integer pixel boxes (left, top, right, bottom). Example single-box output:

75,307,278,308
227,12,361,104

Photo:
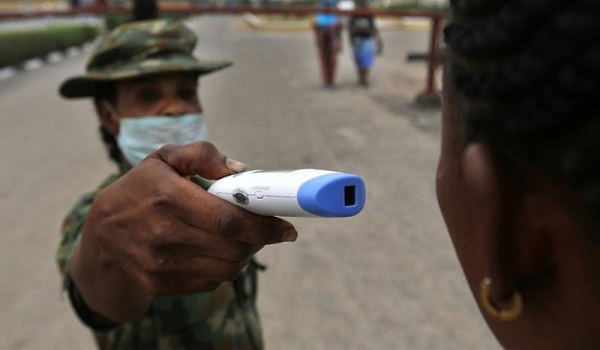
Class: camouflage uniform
56,20,265,349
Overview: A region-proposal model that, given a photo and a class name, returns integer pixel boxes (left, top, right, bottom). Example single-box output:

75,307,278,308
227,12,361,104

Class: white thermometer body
208,169,366,217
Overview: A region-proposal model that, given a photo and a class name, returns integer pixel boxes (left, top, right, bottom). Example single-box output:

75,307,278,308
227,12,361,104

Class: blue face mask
117,114,208,166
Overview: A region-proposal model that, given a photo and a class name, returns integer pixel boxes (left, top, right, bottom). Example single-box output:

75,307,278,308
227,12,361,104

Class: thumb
150,141,248,179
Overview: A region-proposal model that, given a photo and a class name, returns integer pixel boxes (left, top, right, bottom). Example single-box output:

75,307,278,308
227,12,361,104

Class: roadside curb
243,13,431,32
0,41,94,81
243,13,310,32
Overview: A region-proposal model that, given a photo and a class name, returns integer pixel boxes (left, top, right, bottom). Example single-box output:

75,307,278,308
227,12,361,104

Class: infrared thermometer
208,169,366,217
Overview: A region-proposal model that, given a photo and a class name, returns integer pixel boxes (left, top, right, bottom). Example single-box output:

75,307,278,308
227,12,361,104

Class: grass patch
0,24,100,68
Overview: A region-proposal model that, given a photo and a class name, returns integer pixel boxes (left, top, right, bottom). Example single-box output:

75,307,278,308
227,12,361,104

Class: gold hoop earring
479,277,523,321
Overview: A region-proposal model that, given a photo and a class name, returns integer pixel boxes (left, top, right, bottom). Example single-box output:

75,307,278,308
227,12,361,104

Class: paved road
0,16,499,349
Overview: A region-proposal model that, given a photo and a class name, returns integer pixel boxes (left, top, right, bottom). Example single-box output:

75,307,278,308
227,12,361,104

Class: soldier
56,19,297,349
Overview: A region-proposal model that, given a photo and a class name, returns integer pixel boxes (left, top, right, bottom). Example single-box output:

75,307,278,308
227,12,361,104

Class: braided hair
93,82,123,167
444,0,600,225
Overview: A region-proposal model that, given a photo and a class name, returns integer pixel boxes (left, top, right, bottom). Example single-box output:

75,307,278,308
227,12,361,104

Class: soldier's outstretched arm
68,142,298,323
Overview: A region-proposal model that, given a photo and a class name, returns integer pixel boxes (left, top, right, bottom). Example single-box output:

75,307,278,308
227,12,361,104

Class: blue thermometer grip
298,173,366,217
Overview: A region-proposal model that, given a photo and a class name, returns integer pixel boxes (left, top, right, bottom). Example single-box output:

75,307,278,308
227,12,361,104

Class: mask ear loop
102,100,122,122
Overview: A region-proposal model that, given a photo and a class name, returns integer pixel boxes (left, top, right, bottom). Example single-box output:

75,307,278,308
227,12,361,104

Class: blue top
315,13,339,28
297,173,366,217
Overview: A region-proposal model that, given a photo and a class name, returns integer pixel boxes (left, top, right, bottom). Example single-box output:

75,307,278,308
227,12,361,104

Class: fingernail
226,158,248,173
282,228,298,242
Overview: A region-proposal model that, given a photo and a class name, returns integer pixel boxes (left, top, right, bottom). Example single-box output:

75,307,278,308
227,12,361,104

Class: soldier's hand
84,141,297,295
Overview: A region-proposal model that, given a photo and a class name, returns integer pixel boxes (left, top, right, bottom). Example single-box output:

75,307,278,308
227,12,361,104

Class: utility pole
132,0,159,21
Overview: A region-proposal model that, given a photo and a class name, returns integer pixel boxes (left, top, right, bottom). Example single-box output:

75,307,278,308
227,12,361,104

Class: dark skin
436,65,600,348
69,72,298,322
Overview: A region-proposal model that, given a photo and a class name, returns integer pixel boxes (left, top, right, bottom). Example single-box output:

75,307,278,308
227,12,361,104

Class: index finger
150,142,248,179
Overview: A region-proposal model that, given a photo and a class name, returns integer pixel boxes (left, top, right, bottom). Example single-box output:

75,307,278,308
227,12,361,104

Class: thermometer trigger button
255,191,264,199
232,188,249,204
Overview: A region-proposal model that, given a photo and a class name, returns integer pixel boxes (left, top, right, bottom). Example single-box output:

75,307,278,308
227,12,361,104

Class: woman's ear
95,100,120,135
462,142,556,312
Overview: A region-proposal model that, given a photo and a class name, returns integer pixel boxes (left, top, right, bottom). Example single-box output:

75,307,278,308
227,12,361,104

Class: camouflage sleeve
56,174,119,275
191,175,213,190
56,175,125,333
55,192,95,276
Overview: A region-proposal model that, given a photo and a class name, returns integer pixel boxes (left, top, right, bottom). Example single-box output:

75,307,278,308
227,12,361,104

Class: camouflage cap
59,19,232,98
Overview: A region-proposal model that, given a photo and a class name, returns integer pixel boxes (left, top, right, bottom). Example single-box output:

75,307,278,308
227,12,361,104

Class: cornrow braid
445,1,600,227
99,125,122,166
93,82,124,168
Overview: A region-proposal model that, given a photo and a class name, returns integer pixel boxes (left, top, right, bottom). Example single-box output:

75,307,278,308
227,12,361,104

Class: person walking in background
313,0,343,88
348,0,382,87
438,0,600,348
56,19,296,349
